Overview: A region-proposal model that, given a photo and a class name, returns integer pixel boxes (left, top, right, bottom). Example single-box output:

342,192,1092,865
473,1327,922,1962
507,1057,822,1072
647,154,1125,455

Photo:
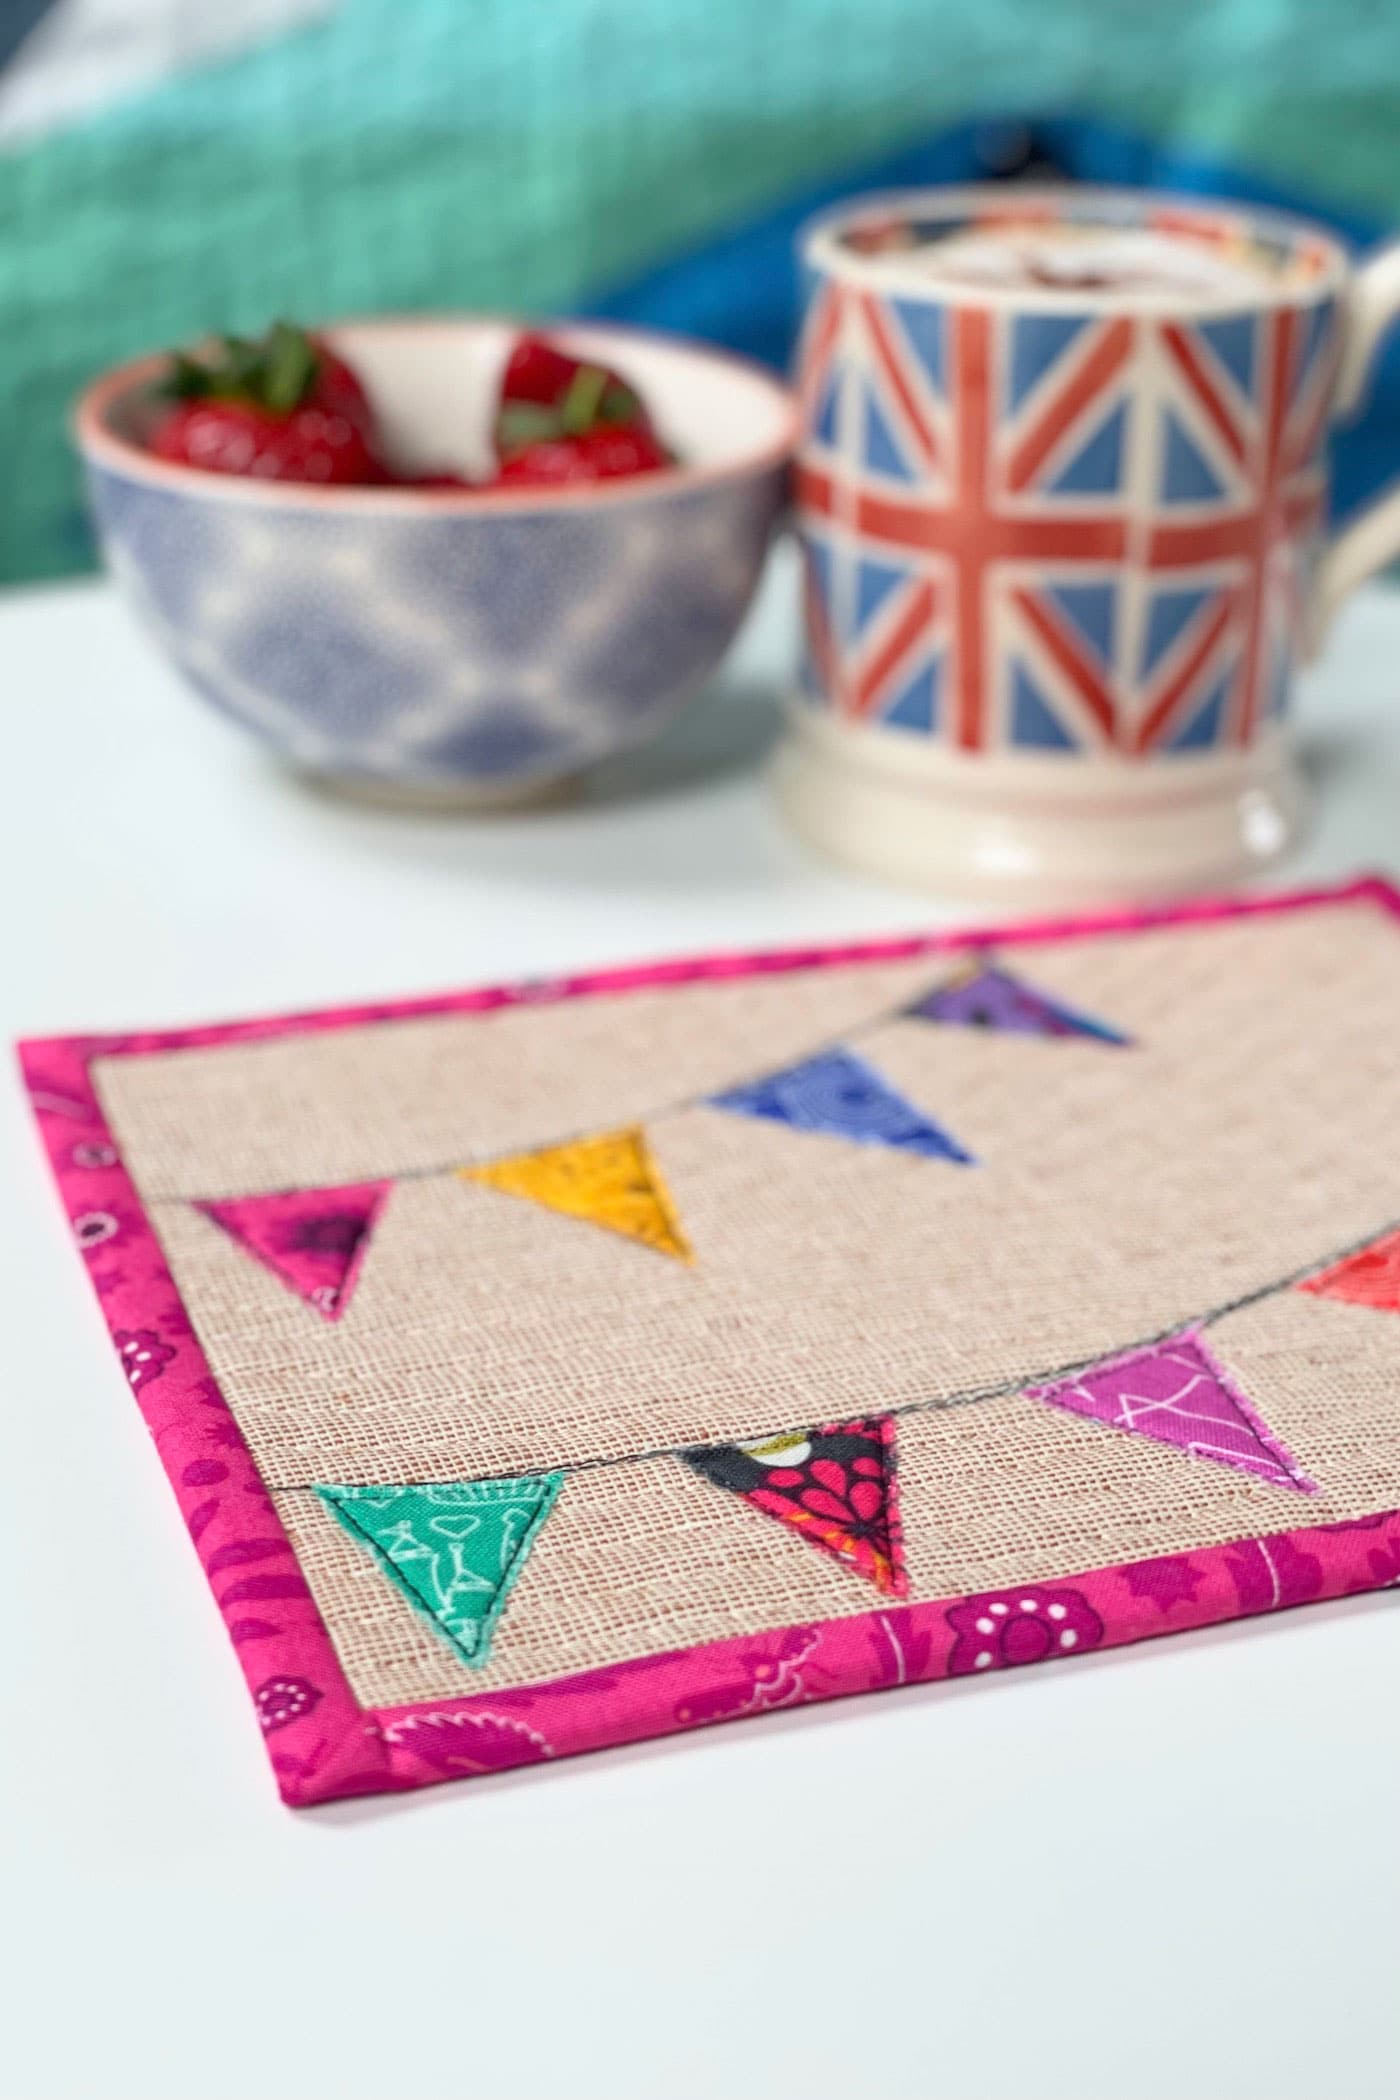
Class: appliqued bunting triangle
1027,1333,1316,1491
709,1047,973,1163
682,1416,908,1593
196,1180,391,1320
908,959,1129,1044
1298,1226,1400,1315
317,1475,563,1669
459,1127,692,1260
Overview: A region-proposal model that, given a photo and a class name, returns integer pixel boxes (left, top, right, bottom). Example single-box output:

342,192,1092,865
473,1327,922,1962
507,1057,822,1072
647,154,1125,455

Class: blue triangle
889,299,945,398
1141,586,1212,679
710,1047,974,1164
1165,669,1231,752
1161,410,1226,503
1044,582,1116,670
863,383,915,481
1046,400,1126,496
855,555,908,634
812,366,842,450
882,658,940,734
1010,662,1078,750
1007,313,1090,416
1196,316,1257,400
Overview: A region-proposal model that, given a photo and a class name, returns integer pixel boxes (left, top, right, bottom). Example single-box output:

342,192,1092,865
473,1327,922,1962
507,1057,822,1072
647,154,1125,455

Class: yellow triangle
459,1126,693,1262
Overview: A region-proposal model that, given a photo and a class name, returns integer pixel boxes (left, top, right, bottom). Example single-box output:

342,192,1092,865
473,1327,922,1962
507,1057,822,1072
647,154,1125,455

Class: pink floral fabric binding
18,876,1400,1807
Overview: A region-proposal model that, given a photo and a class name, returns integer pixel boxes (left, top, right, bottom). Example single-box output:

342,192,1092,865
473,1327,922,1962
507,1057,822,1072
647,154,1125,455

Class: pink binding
18,876,1400,1805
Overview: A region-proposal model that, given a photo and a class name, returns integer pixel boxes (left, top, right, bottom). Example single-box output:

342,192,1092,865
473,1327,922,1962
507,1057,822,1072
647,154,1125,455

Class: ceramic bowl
74,318,797,803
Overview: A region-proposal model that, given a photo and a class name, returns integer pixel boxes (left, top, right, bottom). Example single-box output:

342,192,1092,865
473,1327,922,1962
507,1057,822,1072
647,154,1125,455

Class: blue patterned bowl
75,318,797,802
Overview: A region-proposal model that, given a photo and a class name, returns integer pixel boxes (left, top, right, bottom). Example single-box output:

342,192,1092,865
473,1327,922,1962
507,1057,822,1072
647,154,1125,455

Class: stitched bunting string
459,1126,693,1261
708,1047,974,1163
317,1475,564,1668
196,1181,392,1320
1026,1332,1317,1492
1297,1225,1400,1315
681,1417,908,1593
907,959,1130,1044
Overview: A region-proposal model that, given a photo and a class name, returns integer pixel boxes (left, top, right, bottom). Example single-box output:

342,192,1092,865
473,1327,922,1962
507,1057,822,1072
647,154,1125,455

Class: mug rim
800,184,1351,314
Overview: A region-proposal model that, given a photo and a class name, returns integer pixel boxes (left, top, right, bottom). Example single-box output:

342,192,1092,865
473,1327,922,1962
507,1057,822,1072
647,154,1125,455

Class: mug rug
19,877,1400,1806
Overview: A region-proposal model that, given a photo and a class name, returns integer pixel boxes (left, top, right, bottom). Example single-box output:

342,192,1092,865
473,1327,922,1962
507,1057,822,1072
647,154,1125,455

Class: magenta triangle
196,1181,391,1320
1027,1332,1315,1491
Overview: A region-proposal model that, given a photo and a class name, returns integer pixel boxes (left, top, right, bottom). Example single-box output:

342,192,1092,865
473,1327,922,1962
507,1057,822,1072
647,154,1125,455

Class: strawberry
149,321,386,485
493,423,673,486
494,330,655,462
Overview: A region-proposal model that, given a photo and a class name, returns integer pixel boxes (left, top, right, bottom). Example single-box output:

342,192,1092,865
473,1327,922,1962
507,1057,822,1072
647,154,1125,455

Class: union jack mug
780,187,1400,898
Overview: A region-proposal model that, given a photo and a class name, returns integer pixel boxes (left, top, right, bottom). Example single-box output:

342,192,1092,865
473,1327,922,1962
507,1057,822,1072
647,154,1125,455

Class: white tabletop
3,548,1399,2100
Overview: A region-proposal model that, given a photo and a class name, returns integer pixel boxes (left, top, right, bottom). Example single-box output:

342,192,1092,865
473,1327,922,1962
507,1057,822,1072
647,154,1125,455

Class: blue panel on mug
1161,410,1227,502
1141,585,1213,679
1292,301,1335,407
855,554,910,633
889,299,946,399
863,383,915,480
1196,316,1258,401
1043,581,1118,670
1165,670,1231,751
1010,662,1078,749
812,367,843,450
1046,400,1127,496
1006,312,1090,416
882,657,941,734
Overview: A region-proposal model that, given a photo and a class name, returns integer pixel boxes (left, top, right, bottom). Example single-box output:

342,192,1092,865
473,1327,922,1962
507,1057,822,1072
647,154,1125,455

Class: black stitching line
279,1207,1400,1491
148,949,1057,1204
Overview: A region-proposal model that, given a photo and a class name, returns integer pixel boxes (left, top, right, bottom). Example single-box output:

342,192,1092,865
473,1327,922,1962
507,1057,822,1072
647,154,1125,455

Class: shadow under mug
778,185,1400,900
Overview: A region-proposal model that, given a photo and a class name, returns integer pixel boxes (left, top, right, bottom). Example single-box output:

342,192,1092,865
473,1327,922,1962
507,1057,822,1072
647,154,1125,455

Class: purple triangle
1027,1333,1316,1492
909,962,1129,1044
197,1181,391,1320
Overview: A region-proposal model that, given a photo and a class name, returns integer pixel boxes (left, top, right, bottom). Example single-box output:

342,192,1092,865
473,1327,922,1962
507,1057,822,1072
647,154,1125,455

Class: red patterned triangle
682,1415,907,1594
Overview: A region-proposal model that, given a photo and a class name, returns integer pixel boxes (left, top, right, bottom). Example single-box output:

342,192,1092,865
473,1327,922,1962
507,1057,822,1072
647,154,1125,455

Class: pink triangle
1027,1332,1316,1492
196,1181,391,1320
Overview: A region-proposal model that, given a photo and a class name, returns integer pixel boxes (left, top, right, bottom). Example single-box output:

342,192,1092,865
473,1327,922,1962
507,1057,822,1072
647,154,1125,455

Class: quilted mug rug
20,878,1400,1805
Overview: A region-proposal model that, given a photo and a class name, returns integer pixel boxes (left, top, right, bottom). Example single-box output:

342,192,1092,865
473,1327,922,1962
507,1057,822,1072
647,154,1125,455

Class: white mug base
773,705,1308,904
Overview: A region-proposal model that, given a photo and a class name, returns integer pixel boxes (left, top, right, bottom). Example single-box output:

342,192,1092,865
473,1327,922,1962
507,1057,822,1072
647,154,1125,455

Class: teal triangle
1010,662,1077,750
883,657,940,733
1045,400,1126,496
1044,582,1116,670
1165,669,1231,752
1197,315,1257,400
863,383,915,481
1161,410,1225,502
317,1475,563,1669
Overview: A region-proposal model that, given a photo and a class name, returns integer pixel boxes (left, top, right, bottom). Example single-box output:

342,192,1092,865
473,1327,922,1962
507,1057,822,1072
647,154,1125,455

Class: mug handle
1311,238,1400,647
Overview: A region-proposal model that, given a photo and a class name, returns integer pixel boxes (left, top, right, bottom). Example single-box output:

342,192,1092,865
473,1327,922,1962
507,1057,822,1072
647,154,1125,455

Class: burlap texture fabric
94,900,1400,1710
